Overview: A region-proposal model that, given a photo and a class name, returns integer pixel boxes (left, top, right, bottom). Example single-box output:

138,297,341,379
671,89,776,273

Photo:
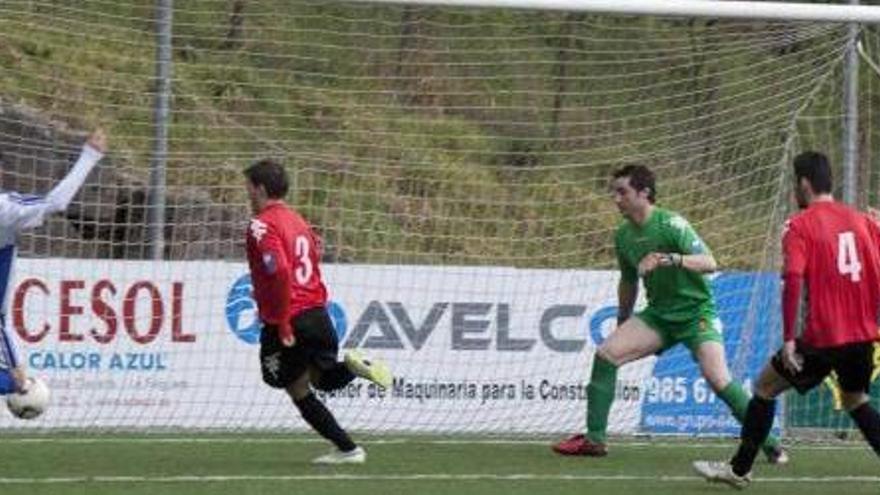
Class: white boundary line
0,474,877,484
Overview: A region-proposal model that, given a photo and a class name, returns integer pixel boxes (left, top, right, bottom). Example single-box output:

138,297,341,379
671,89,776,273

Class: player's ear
797,176,809,191
256,183,269,200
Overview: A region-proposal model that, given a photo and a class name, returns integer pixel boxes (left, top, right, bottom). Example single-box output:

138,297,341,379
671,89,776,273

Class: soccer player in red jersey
694,151,880,488
244,159,392,464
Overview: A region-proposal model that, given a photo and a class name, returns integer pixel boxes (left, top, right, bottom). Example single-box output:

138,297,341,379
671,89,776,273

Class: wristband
659,253,682,267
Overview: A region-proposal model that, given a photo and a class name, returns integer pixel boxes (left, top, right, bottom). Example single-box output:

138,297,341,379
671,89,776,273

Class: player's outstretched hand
278,321,296,347
86,128,108,154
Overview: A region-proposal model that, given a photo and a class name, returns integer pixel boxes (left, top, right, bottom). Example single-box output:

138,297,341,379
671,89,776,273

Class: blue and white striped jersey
0,144,103,369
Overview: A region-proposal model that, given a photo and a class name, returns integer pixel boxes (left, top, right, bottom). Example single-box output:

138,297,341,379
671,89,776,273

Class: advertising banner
1,260,776,435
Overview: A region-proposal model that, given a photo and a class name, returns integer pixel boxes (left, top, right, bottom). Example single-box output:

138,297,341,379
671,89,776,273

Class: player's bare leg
554,317,662,456
695,343,788,465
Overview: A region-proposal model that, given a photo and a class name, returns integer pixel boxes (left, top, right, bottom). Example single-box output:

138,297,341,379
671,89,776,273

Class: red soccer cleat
552,434,608,457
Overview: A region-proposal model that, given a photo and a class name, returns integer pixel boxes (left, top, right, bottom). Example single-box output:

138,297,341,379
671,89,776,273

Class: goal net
0,0,872,437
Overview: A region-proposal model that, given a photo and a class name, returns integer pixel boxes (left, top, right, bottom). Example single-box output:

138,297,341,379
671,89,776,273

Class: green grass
0,435,877,495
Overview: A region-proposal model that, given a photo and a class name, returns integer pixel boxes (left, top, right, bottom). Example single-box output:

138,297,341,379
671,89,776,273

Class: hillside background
1,0,879,268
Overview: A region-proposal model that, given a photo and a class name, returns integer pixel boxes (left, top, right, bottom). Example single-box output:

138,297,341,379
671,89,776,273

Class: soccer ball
6,377,50,420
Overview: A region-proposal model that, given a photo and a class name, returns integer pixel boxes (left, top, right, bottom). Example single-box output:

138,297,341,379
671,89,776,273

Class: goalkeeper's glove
278,321,296,347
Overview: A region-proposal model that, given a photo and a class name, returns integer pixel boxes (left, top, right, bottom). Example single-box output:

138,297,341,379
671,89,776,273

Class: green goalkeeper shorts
636,305,723,354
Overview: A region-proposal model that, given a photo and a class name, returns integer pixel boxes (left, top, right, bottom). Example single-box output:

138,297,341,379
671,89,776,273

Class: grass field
0,435,876,495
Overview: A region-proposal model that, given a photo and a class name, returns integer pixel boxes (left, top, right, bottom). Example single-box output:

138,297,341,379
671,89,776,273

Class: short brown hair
613,164,656,203
244,159,289,199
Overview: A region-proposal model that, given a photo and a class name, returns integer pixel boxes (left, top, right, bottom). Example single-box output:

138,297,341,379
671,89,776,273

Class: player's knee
752,383,775,400
703,374,730,394
751,375,783,400
842,392,870,412
285,374,312,401
595,346,621,367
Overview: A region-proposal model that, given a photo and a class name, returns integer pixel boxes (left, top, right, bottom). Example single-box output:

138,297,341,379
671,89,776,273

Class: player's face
610,176,648,218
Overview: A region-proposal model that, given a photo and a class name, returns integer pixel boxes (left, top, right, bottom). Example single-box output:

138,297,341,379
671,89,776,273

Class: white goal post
347,0,880,23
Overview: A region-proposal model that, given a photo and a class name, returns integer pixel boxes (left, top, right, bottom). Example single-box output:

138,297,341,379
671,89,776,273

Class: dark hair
613,164,656,203
243,159,289,199
793,151,832,194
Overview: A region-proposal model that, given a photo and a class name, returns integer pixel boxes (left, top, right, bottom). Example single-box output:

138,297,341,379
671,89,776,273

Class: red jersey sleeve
781,218,807,342
782,219,807,277
249,217,293,326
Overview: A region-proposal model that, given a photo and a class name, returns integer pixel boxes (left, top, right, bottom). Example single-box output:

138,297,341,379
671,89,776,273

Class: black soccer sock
849,402,880,457
293,392,357,452
731,396,776,476
315,364,356,392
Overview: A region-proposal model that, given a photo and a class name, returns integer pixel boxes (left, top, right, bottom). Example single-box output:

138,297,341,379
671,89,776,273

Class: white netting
0,0,865,435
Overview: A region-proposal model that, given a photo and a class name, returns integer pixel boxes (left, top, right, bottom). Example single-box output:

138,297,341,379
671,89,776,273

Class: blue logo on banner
226,274,262,344
327,301,348,342
225,274,349,345
589,306,619,347
640,272,782,435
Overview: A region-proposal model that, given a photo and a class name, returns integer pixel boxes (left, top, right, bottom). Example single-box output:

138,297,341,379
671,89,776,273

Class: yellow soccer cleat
344,350,393,388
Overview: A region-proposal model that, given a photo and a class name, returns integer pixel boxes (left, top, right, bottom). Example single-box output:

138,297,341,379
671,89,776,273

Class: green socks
718,381,781,452
586,356,618,444
585,363,782,452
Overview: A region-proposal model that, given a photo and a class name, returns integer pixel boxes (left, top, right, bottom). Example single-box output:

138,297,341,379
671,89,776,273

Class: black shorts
771,340,876,394
259,307,340,389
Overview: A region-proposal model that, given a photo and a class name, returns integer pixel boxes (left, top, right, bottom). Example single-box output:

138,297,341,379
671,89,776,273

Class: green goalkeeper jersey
614,207,714,321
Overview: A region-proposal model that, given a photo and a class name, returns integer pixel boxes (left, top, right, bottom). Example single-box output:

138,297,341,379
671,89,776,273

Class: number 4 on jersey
838,231,862,282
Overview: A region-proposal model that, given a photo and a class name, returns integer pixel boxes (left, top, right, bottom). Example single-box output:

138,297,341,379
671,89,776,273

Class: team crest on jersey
262,252,277,274
249,219,268,242
781,219,792,237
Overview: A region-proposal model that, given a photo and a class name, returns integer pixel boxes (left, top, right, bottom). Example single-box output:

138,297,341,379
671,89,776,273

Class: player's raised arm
0,128,106,231
45,128,106,213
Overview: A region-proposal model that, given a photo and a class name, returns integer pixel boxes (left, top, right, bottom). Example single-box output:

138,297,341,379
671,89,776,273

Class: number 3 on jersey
294,235,314,285
838,231,862,282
